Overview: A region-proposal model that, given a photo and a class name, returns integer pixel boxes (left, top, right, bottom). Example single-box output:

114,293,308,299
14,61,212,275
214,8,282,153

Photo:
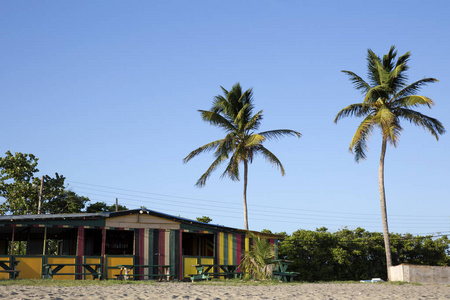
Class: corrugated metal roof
0,212,108,220
0,209,284,238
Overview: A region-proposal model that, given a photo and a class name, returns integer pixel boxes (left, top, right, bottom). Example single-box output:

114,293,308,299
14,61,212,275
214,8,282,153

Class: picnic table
190,264,240,282
0,258,20,279
272,260,299,282
115,264,173,281
42,263,102,279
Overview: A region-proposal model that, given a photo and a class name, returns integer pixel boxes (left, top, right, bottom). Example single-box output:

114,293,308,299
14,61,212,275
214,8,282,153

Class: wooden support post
77,226,85,280
10,226,15,256
43,227,47,255
38,176,44,215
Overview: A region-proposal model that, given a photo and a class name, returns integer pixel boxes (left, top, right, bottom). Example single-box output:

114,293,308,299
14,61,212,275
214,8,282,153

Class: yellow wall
106,256,134,279
84,257,102,280
219,232,224,264
0,257,12,279
47,256,77,280
16,257,42,279
183,257,214,279
228,233,233,264
183,257,198,278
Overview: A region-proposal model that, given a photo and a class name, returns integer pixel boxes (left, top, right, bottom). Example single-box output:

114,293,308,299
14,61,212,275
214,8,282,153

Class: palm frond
213,133,236,157
211,95,228,114
389,62,409,90
258,129,301,140
373,105,395,130
396,51,411,70
383,45,397,71
395,78,438,98
363,85,390,104
393,95,434,109
244,110,263,132
341,71,371,94
350,115,375,162
367,49,382,86
199,110,236,132
334,103,365,123
397,108,446,140
236,103,251,131
183,139,224,163
221,150,241,181
383,119,402,147
239,232,275,280
195,153,229,187
257,145,286,176
245,134,265,147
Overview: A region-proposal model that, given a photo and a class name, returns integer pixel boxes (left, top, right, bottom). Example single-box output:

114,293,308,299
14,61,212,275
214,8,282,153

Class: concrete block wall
390,264,450,284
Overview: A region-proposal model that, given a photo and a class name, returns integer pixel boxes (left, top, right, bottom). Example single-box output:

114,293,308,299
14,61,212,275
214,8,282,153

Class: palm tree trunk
379,138,393,280
243,159,249,230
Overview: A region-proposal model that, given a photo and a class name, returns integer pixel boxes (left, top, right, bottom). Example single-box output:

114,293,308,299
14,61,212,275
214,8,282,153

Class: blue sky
1,1,449,235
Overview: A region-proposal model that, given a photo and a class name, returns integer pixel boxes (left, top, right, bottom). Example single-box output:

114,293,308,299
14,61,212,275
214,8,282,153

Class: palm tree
239,232,275,280
184,83,301,230
335,46,445,280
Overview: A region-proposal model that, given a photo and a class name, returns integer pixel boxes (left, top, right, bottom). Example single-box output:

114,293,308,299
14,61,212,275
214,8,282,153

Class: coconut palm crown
335,46,445,161
335,46,445,280
184,83,301,230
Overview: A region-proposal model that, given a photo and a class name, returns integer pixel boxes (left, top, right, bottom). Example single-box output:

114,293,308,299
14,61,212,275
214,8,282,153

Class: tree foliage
278,227,450,281
335,46,445,278
196,216,213,223
0,151,89,215
239,232,275,280
335,46,444,161
184,83,301,230
85,201,128,213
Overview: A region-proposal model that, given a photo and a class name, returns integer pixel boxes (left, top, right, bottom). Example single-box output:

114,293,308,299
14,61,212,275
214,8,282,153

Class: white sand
0,282,449,299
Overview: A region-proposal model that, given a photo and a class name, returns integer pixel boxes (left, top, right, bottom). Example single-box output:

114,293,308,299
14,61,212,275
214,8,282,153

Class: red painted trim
101,227,106,257
77,226,84,257
76,227,85,279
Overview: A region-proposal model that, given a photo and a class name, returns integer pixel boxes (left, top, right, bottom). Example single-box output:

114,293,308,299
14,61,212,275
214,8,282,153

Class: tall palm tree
335,46,445,280
184,83,301,230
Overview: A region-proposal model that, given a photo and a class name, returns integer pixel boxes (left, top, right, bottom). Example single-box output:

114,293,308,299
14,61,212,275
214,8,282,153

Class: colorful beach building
0,209,280,280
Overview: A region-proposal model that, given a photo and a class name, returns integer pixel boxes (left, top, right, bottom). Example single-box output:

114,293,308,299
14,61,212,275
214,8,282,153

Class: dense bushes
277,227,450,281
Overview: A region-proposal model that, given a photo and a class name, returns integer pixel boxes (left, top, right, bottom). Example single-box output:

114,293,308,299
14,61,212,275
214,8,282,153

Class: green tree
0,151,66,215
44,190,90,214
335,46,445,280
196,216,212,223
184,83,301,230
85,201,128,213
279,228,450,281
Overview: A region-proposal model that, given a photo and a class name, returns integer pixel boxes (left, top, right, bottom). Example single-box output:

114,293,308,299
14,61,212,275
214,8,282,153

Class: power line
68,180,449,219
67,180,450,233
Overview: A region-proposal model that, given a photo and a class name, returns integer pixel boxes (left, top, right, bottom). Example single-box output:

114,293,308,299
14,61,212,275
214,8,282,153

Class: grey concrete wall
390,264,450,284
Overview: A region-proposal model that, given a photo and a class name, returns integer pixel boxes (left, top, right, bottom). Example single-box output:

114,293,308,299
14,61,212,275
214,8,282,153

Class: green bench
0,269,20,279
189,264,240,282
115,265,173,281
273,271,299,282
272,259,299,282
42,263,102,279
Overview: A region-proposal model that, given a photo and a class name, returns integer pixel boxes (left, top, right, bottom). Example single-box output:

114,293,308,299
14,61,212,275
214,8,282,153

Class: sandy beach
0,282,449,300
